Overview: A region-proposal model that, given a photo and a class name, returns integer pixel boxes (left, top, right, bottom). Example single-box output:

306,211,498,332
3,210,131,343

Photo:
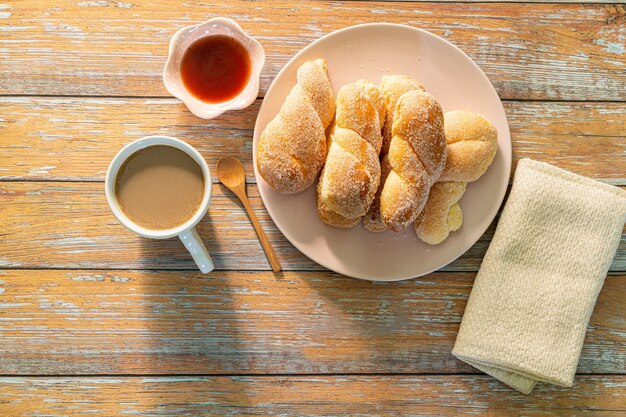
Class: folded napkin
453,158,626,394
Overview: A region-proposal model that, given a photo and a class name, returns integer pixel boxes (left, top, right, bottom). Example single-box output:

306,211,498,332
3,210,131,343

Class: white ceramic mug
105,136,214,273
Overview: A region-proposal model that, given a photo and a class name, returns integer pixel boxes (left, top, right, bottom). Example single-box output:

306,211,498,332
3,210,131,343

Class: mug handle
179,228,214,274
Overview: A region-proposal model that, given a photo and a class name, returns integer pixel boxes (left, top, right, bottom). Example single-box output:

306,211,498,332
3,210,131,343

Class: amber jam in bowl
163,18,265,119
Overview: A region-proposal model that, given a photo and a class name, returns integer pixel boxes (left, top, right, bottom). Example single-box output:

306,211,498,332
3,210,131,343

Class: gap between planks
0,94,624,103
0,373,485,378
1,179,625,187
0,267,623,275
344,0,625,3
0,372,624,378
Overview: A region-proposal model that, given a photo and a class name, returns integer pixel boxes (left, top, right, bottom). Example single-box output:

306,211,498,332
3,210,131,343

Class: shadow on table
136,213,258,408
298,270,475,373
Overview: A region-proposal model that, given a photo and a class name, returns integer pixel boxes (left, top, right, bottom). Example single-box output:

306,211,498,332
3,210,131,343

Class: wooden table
1,0,624,415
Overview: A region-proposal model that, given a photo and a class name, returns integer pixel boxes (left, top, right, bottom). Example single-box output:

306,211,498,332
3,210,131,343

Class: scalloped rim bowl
163,17,265,119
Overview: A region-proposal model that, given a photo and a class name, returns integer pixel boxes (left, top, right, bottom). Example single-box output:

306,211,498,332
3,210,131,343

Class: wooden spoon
216,156,282,272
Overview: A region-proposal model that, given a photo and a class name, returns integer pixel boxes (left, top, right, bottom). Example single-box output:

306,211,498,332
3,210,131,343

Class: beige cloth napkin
452,158,626,394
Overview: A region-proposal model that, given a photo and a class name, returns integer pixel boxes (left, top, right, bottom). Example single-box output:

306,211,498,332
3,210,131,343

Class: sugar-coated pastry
380,75,425,156
364,75,425,232
257,59,335,194
317,80,386,227
439,110,497,182
414,111,498,244
414,181,466,245
380,90,447,232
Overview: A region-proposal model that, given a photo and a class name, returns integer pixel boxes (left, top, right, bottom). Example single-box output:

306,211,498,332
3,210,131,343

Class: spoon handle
240,194,282,273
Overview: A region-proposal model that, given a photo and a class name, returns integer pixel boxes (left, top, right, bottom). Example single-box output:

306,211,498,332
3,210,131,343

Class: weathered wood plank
375,0,624,3
387,0,623,2
0,97,624,184
0,376,624,416
0,2,624,100
1,182,624,271
0,269,622,375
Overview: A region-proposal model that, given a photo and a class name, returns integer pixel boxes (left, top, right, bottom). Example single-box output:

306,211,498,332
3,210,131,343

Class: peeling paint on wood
0,0,625,411
0,98,624,183
0,270,622,375
0,376,624,416
0,182,624,271
0,2,624,100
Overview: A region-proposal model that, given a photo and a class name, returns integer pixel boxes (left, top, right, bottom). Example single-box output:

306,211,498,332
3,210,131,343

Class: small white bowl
163,17,265,119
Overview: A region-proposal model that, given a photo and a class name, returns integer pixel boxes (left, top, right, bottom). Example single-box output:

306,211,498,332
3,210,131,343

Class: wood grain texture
1,182,624,271
0,376,624,416
366,0,624,2
216,156,283,272
1,0,624,411
0,98,624,184
375,0,624,2
0,269,622,375
1,1,624,100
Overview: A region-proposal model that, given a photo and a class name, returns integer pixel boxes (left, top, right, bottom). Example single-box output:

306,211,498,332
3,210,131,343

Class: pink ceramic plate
253,23,511,281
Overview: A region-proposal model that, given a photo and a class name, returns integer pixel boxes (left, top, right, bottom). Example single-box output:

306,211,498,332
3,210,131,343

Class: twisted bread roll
415,181,466,245
414,111,498,244
364,75,424,233
380,75,425,156
316,176,362,228
439,110,497,182
257,59,335,194
380,90,447,232
317,80,386,227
